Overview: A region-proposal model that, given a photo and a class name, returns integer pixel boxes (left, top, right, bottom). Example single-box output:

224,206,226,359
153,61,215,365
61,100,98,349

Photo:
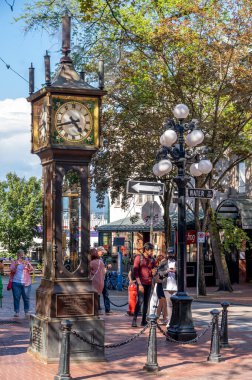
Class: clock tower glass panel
62,169,81,273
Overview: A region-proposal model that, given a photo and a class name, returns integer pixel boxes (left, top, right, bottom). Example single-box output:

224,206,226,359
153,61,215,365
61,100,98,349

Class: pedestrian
0,259,4,275
89,248,105,310
132,242,156,327
0,259,4,308
149,252,168,324
127,258,137,316
9,249,34,318
164,249,177,325
97,246,112,314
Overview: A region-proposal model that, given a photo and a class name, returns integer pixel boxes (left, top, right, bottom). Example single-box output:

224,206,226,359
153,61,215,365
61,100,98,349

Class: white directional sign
197,232,205,243
188,188,214,199
127,180,164,196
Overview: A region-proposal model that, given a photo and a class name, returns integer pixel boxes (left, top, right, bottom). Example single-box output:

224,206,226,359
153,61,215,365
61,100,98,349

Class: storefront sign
186,230,197,244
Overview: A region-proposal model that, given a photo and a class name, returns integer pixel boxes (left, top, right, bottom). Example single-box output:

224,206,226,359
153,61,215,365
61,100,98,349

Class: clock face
55,101,93,142
38,103,48,144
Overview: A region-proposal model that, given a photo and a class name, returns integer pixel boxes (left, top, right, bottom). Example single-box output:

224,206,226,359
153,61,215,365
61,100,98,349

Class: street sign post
188,188,214,199
126,180,164,196
196,231,206,298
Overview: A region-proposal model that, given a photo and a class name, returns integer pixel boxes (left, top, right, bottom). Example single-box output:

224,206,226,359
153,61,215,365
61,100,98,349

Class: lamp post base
167,292,196,342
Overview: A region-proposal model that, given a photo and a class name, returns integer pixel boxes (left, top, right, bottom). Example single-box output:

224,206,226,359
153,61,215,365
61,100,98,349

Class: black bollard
220,301,230,348
143,314,159,372
208,309,221,363
54,320,73,380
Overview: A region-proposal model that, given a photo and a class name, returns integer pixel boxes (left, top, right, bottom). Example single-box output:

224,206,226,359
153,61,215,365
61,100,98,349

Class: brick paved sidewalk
0,278,252,380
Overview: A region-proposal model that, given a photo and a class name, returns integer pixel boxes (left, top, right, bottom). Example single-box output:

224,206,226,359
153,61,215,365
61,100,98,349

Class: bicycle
106,271,129,290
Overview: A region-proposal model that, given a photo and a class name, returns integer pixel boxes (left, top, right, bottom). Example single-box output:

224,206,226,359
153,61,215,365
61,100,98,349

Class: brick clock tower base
27,280,105,363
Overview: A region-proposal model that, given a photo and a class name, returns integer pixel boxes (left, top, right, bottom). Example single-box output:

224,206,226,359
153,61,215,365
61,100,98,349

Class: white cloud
0,98,41,180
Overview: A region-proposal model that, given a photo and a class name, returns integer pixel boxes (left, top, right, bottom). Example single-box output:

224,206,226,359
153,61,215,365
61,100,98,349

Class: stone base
28,314,105,363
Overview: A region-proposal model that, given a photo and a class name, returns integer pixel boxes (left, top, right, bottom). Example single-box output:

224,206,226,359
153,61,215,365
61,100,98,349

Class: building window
114,196,121,207
146,195,153,202
238,162,246,193
136,194,143,205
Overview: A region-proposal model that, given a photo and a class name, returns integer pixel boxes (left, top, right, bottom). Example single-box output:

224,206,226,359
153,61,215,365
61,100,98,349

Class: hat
167,247,174,254
97,246,107,253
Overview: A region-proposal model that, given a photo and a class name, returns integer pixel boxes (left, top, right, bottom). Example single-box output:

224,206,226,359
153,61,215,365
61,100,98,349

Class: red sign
175,230,197,244
186,230,197,244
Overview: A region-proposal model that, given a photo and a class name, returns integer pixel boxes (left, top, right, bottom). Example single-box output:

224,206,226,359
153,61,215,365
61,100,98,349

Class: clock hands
57,117,82,133
69,116,82,133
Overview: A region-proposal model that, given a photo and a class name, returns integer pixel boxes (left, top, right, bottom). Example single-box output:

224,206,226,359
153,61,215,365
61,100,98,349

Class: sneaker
13,313,19,317
105,311,113,315
140,321,148,326
25,313,30,319
131,319,137,327
159,319,168,325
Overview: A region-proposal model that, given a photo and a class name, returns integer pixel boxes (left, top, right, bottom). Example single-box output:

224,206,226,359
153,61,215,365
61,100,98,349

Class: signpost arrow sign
127,180,164,195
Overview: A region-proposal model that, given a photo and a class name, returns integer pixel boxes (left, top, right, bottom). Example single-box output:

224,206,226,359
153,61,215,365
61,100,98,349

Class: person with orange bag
127,260,137,315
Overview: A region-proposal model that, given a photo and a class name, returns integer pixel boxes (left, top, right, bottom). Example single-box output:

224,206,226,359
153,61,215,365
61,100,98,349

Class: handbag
7,274,13,291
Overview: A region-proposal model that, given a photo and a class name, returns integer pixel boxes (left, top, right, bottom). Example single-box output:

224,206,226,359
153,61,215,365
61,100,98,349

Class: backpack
129,254,144,281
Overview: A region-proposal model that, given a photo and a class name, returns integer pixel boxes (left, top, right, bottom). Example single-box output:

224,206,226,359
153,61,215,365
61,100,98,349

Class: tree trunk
194,181,207,296
209,209,233,292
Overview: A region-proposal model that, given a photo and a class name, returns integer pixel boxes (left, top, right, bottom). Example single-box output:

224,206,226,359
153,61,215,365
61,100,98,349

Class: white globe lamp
153,163,160,177
157,159,173,176
190,163,202,177
173,104,189,119
185,130,204,147
160,129,177,147
198,159,213,174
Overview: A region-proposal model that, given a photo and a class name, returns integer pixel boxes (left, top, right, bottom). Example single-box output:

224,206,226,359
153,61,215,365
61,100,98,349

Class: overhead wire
0,56,29,84
117,196,137,228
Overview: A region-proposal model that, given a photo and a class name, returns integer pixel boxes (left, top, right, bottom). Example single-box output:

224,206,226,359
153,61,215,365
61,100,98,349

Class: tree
18,0,252,291
0,173,42,254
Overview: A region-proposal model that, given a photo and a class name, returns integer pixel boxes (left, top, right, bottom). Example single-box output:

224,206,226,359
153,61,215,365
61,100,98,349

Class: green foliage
217,216,250,253
17,0,252,209
0,173,42,254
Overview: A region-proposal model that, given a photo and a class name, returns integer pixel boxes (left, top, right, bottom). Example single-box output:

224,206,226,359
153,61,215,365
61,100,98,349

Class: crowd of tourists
130,242,177,327
2,243,177,323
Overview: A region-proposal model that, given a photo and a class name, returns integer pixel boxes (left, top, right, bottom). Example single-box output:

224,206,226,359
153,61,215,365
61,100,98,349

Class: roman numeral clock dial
55,101,92,142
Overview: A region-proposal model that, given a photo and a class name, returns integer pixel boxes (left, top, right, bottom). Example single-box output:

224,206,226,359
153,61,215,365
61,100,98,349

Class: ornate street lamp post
153,104,212,341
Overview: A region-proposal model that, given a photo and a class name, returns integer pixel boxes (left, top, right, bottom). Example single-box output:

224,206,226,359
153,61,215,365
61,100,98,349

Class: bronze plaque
56,293,94,317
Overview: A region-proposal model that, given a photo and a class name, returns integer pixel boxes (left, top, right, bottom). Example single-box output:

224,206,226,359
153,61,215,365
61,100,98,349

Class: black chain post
54,320,73,380
143,314,159,372
208,309,221,363
220,301,230,348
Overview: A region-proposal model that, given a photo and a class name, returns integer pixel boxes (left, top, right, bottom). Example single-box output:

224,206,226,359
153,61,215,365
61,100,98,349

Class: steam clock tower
27,15,106,362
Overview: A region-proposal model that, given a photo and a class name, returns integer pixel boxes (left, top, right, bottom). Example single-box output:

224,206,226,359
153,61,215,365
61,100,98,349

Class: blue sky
0,1,59,181
0,1,107,212
0,1,59,100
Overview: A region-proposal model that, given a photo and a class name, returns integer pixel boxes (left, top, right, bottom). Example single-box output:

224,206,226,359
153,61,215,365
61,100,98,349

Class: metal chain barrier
156,321,213,345
71,322,150,349
109,298,128,308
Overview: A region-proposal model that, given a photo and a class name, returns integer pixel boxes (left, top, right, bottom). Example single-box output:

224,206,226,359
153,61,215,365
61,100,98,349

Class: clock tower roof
51,61,96,91
27,13,106,102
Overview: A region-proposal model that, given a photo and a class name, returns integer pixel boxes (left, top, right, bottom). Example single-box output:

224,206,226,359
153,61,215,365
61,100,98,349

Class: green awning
97,211,199,233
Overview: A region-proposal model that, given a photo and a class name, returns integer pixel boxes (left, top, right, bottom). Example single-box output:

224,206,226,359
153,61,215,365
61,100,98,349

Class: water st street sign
127,180,164,196
188,188,214,199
